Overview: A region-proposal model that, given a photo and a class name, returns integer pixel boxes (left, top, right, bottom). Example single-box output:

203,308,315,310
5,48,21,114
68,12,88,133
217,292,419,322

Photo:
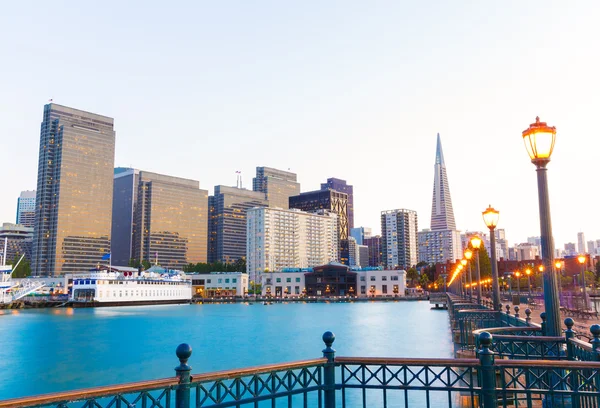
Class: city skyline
2,2,599,251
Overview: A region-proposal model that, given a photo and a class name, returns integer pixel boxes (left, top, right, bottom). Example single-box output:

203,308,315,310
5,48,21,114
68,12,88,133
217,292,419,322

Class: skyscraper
289,189,349,264
577,232,586,254
350,226,371,245
252,167,300,209
321,178,354,229
111,168,208,268
32,104,115,276
209,186,268,264
381,209,418,269
16,190,36,228
418,134,462,264
363,236,383,267
430,133,456,230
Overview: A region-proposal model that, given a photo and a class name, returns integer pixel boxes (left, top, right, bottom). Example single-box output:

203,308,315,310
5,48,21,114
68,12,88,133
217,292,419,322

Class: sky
1,1,599,251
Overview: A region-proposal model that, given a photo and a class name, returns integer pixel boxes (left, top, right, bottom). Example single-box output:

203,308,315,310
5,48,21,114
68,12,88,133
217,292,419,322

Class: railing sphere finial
479,331,493,348
540,312,547,321
564,317,574,330
505,304,511,315
322,331,336,348
525,308,531,317
176,343,192,365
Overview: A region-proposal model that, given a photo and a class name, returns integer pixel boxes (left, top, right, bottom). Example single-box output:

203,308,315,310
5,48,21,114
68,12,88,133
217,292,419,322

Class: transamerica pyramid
430,133,456,230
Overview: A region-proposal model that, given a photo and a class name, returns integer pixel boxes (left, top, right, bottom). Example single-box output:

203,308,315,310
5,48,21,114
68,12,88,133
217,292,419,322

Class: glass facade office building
208,186,268,264
321,178,354,230
16,190,36,228
32,104,115,276
129,171,208,269
252,167,300,209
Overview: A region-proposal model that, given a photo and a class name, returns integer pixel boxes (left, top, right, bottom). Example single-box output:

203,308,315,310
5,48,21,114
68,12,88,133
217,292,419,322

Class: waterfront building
112,169,209,269
381,209,418,269
289,189,349,264
252,167,299,209
418,134,462,264
260,265,405,298
32,104,115,276
246,207,338,283
350,226,371,245
0,223,33,262
15,190,36,228
321,178,354,229
209,186,268,264
577,232,586,254
363,235,383,267
187,271,248,297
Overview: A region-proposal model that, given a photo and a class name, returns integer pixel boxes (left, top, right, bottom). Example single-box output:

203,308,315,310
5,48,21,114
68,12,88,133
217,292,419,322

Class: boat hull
71,299,191,308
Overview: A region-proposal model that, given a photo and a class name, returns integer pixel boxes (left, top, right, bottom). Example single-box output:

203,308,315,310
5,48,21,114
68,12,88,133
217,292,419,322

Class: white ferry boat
70,266,192,307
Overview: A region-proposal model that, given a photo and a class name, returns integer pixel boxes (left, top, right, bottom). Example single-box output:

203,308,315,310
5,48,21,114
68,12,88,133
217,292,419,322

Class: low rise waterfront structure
186,271,248,297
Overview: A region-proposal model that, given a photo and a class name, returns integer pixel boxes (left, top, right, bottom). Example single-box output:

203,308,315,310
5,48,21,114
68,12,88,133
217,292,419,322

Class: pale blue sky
1,1,599,251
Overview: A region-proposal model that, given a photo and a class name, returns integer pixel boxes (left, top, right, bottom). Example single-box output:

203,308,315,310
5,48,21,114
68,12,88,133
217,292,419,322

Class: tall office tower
419,134,461,264
348,237,359,267
252,167,300,209
111,168,208,269
577,232,586,254
430,134,456,230
363,236,382,267
209,186,268,264
32,104,115,276
321,178,354,229
350,226,372,245
289,189,349,264
381,209,418,269
246,207,338,282
16,190,36,228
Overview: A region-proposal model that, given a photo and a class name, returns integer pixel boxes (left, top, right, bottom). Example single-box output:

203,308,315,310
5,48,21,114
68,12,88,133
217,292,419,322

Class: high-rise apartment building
348,237,359,267
252,167,300,209
350,227,371,245
357,245,369,268
321,178,354,229
289,189,349,264
418,134,461,264
381,209,418,269
564,242,577,256
363,236,383,267
209,186,268,264
16,190,36,228
111,168,208,268
246,207,338,283
32,104,115,276
587,241,598,256
577,232,586,254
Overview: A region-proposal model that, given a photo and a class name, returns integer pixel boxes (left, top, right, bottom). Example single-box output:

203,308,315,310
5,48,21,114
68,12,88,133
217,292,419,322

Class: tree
419,273,430,288
406,268,419,287
466,242,492,278
8,254,31,278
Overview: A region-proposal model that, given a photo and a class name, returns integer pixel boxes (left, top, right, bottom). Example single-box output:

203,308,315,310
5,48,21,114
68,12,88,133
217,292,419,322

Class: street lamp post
555,261,563,296
457,263,464,298
578,255,589,310
461,259,470,300
526,268,532,298
470,237,483,304
515,271,521,301
482,205,501,310
522,116,560,336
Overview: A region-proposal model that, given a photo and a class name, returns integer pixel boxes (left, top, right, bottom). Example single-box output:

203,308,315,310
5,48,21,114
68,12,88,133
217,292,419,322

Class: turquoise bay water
0,301,451,400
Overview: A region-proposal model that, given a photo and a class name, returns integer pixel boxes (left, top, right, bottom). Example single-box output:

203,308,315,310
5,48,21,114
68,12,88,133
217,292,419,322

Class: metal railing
4,330,600,408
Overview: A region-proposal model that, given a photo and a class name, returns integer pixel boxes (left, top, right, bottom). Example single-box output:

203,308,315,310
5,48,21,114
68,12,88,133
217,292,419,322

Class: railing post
514,306,520,320
564,318,575,360
478,332,497,408
175,343,192,408
540,312,547,336
525,308,532,325
322,331,336,408
590,324,600,361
